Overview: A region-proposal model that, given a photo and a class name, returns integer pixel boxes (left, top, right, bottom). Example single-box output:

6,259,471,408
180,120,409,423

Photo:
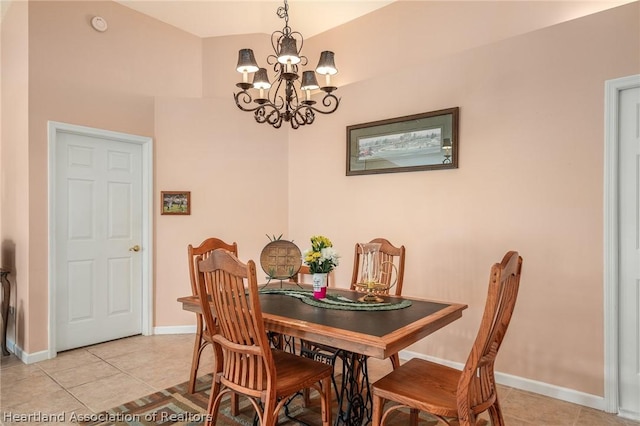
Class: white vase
312,273,328,299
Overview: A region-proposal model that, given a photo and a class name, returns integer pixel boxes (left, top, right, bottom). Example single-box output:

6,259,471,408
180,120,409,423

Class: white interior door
619,85,640,419
54,130,143,351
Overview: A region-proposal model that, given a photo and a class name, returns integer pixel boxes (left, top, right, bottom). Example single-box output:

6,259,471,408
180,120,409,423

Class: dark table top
258,286,449,338
178,284,467,359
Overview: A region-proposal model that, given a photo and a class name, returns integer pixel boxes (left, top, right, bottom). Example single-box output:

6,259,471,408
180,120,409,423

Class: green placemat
259,288,411,311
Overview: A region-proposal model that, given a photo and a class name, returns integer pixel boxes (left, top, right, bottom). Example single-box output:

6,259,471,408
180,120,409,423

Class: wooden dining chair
197,249,333,426
371,251,523,426
351,237,406,369
289,264,319,285
350,237,406,297
186,237,238,394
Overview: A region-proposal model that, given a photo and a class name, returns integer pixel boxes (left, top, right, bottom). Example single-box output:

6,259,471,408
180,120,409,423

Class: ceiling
114,1,396,38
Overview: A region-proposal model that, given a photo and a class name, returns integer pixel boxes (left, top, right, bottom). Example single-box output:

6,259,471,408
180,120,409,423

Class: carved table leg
0,269,10,356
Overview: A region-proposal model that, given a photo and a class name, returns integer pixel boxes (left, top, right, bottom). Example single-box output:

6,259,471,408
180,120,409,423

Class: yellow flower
302,235,340,274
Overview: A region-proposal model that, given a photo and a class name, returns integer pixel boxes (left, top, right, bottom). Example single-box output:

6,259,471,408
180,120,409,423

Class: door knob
129,245,141,252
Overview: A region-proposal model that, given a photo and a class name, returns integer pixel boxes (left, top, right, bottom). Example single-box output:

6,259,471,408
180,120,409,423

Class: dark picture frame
346,107,459,176
161,191,191,215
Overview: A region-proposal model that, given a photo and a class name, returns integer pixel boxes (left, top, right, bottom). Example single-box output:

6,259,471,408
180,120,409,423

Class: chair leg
409,408,420,425
321,376,332,426
204,380,222,426
263,397,278,426
188,318,205,394
230,393,240,416
458,413,477,426
303,388,311,407
372,394,384,426
389,353,400,370
488,397,505,426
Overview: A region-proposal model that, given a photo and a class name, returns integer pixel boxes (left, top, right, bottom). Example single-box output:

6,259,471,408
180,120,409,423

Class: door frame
47,121,154,359
604,74,640,414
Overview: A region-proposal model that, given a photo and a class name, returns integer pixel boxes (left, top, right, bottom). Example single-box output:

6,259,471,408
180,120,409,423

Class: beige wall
16,0,203,353
1,0,29,353
288,2,639,396
153,97,288,327
1,0,638,400
5,0,289,353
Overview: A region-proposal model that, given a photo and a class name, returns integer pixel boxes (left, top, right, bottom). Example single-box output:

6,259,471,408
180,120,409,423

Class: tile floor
1,334,639,426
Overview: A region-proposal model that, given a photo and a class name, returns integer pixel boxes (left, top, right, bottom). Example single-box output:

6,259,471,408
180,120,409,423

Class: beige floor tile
127,359,192,390
36,349,102,374
501,414,538,425
105,348,176,372
496,383,514,400
46,359,121,388
7,388,85,415
0,373,65,409
84,335,150,360
0,362,46,384
195,343,216,373
0,354,23,370
576,406,640,426
86,334,194,360
501,389,581,425
66,372,155,412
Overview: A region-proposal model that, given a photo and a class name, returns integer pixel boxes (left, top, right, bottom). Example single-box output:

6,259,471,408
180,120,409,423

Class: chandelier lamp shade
234,0,340,129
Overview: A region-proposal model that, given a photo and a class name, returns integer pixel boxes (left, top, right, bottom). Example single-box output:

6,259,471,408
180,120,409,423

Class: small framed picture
161,191,191,215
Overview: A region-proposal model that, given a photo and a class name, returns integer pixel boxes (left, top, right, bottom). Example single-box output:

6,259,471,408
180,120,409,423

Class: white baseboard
399,349,606,411
153,325,196,335
618,409,640,421
5,328,197,362
5,337,51,364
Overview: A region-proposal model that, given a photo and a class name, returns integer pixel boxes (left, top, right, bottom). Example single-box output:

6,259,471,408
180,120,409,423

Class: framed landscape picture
161,191,190,215
347,107,459,176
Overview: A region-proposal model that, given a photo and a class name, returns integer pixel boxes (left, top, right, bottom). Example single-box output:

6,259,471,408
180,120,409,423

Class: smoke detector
91,16,108,32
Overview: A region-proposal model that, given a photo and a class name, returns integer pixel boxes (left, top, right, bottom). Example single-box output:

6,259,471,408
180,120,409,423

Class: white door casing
48,122,153,357
604,75,640,420
618,84,640,419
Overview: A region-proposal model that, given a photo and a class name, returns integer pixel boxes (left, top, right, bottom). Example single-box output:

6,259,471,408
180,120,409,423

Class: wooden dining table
178,284,467,425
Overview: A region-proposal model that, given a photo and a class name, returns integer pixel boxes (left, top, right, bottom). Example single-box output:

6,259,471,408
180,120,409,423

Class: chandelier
233,0,340,129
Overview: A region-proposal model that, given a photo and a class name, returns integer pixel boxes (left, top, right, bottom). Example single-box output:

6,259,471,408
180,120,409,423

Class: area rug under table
79,374,333,426
80,373,441,426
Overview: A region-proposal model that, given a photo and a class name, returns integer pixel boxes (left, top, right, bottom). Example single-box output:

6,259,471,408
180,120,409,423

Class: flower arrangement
302,235,340,274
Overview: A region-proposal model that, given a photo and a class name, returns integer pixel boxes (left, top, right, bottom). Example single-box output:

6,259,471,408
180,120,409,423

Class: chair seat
372,358,460,418
273,350,334,395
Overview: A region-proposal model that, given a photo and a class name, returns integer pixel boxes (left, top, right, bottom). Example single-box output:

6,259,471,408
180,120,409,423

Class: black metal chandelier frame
233,0,340,129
